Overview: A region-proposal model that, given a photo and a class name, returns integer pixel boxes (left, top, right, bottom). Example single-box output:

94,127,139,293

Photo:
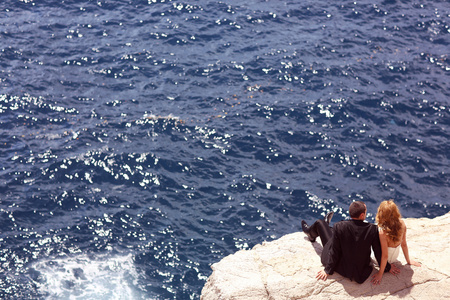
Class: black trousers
308,219,333,266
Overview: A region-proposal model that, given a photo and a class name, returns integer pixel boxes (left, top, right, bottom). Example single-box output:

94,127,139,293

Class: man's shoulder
333,220,351,231
333,219,378,240
334,219,376,230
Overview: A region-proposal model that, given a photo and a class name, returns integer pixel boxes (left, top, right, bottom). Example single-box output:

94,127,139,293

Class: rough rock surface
201,213,450,299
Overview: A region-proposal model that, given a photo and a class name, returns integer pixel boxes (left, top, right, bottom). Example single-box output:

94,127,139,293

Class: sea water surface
0,0,449,299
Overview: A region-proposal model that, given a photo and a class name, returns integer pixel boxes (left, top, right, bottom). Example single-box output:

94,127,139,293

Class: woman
371,200,421,285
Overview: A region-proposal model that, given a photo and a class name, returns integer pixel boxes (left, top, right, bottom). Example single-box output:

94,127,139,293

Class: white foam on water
30,253,143,300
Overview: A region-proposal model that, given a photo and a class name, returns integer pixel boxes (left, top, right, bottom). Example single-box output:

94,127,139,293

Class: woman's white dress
387,245,401,263
378,226,402,263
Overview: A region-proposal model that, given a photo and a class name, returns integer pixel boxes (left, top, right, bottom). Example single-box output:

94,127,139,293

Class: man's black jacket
321,219,391,283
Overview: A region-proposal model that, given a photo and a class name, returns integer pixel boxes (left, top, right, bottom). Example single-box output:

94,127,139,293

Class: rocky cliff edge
201,213,450,299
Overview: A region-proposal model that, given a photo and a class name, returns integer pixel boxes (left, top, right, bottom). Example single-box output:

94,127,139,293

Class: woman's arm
400,220,421,267
371,229,389,284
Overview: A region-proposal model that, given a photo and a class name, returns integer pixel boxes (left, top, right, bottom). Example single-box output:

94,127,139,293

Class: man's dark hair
349,201,366,218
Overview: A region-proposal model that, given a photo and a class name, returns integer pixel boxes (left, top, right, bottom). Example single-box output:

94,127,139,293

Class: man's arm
324,223,341,275
316,269,328,281
317,224,340,281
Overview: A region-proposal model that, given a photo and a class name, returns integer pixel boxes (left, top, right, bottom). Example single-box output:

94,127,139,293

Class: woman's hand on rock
371,272,383,285
408,260,421,267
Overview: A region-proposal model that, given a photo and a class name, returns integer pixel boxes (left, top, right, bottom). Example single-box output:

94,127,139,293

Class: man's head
349,201,366,220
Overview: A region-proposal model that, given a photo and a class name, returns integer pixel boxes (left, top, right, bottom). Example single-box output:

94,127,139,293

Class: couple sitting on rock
301,200,421,285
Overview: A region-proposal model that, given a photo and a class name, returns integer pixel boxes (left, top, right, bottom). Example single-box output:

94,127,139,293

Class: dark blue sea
1,0,449,298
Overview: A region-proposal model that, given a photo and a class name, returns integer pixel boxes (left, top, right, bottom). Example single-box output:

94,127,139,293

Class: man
301,201,400,284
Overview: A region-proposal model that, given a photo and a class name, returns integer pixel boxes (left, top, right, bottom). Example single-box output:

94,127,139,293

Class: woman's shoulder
400,219,406,228
377,225,387,235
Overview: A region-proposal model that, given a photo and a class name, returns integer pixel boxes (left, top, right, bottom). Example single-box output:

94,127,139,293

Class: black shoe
324,211,334,225
301,220,316,242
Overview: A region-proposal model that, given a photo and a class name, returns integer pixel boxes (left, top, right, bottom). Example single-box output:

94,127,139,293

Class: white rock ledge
201,213,450,299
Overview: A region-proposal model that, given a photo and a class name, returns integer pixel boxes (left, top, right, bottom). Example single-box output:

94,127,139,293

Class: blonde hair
376,200,403,244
